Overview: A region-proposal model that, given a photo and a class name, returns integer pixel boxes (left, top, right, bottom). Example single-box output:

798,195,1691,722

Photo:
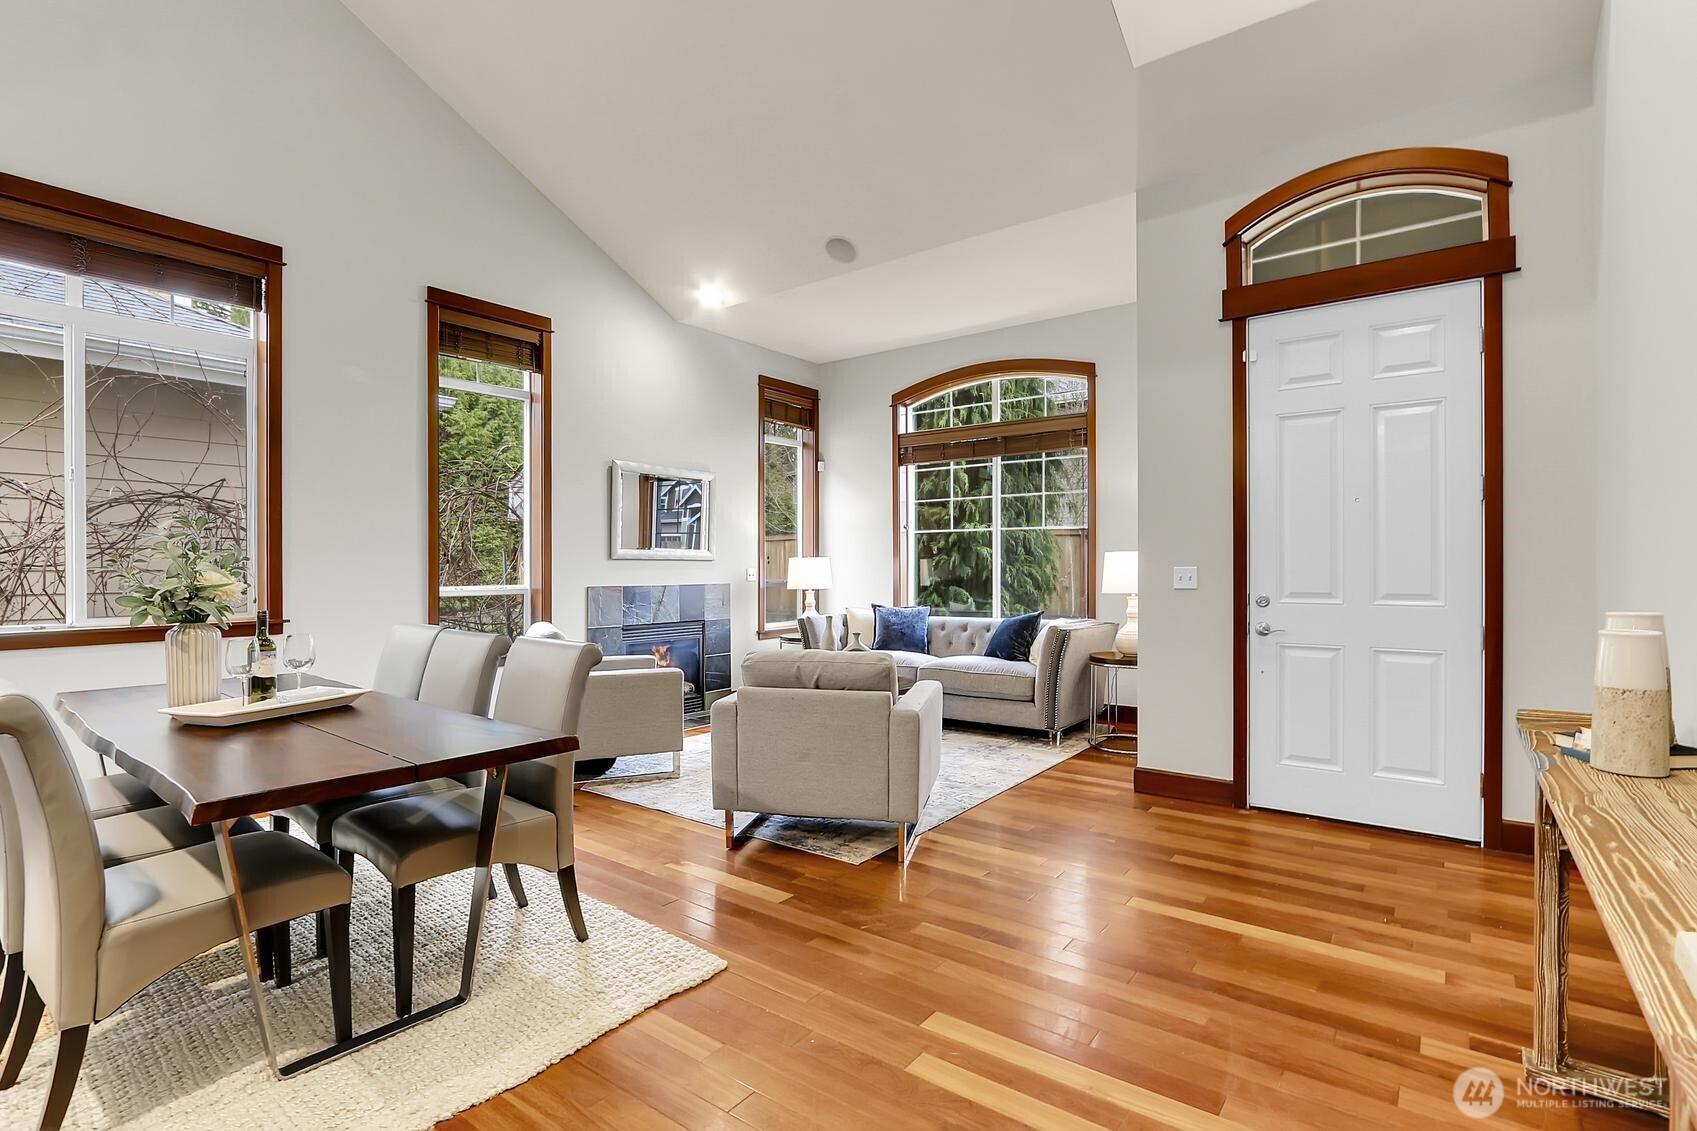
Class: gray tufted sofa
801,608,1116,742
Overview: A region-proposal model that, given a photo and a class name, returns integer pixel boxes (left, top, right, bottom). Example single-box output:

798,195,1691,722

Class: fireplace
586,584,731,725
622,622,705,715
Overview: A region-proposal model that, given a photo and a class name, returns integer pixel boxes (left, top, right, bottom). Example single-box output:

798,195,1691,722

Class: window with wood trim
893,361,1095,619
1246,188,1486,283
427,288,551,637
0,173,282,649
758,377,819,636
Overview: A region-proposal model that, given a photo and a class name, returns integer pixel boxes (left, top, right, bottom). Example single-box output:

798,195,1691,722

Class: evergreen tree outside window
896,364,1094,619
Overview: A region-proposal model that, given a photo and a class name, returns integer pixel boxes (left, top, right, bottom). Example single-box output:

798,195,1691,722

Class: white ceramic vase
164,622,223,707
1114,594,1138,660
1592,628,1671,778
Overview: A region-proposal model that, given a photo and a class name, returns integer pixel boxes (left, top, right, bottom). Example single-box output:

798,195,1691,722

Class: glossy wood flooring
442,751,1660,1129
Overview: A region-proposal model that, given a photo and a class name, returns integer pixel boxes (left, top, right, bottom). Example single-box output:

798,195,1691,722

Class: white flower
197,568,244,604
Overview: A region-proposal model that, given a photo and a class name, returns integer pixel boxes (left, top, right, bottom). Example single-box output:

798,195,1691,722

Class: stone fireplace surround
587,584,731,724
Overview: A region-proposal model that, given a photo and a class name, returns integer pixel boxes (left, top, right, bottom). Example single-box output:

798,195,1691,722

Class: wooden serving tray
159,686,370,726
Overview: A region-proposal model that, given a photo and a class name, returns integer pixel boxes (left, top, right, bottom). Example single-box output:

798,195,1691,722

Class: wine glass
225,638,253,701
283,633,316,693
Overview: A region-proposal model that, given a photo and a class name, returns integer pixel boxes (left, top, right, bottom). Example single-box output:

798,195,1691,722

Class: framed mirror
609,460,714,560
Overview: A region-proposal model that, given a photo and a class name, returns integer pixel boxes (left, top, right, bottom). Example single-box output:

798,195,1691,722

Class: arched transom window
892,361,1095,618
1247,187,1486,283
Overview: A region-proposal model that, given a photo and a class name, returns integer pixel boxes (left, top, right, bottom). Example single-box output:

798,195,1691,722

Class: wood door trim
1226,148,1513,850
1222,238,1518,321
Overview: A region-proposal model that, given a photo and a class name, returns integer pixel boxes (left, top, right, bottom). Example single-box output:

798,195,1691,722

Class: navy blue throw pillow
872,604,930,653
985,611,1042,662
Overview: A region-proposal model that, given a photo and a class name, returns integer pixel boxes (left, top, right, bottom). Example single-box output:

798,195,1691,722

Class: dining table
54,679,577,1078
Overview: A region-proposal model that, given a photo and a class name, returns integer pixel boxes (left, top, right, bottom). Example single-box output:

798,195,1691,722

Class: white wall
0,0,817,768
1136,71,1601,824
817,304,1136,692
1593,0,1697,741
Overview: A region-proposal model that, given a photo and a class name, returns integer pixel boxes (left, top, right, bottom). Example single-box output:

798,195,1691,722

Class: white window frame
0,273,258,636
435,363,535,625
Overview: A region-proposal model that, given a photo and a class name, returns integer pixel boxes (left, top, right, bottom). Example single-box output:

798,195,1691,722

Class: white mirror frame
609,459,715,560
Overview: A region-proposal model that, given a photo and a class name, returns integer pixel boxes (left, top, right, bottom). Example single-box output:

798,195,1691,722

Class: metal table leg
278,765,510,1077
1088,663,1137,755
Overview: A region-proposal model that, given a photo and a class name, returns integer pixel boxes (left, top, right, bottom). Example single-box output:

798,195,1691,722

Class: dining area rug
585,726,1092,864
0,860,723,1129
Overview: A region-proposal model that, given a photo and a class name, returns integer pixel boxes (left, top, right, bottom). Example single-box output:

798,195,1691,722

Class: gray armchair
711,651,942,862
525,625,686,782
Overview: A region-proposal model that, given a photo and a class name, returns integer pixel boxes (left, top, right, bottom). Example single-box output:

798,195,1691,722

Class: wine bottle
248,610,278,703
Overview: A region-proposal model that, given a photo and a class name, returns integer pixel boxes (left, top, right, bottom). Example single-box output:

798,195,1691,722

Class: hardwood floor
441,751,1659,1129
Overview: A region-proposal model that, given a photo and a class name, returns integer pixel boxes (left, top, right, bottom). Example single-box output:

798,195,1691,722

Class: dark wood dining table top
56,682,577,825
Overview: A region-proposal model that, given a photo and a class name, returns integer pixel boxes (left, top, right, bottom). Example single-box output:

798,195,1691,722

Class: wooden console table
1517,709,1697,1126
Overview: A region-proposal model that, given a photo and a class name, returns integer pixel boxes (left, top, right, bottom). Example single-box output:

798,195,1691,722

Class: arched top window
1247,187,1486,283
903,371,1089,434
1221,148,1516,320
890,360,1096,618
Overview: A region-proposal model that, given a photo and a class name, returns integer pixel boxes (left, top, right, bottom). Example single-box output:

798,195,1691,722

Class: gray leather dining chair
276,626,508,848
369,622,444,699
332,637,600,1018
1,739,262,1063
0,686,354,1131
80,771,167,821
275,625,511,962
416,628,509,716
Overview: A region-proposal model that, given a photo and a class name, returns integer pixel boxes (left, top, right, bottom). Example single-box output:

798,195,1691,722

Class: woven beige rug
588,726,1091,863
0,859,723,1129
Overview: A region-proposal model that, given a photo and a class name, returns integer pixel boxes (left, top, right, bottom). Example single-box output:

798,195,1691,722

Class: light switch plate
745,566,757,582
1173,566,1199,590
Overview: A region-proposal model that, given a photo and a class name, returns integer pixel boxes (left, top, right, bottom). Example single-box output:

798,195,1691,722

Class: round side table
1088,651,1138,755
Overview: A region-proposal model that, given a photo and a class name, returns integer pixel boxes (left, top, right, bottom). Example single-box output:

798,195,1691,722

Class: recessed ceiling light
825,237,857,264
695,281,734,309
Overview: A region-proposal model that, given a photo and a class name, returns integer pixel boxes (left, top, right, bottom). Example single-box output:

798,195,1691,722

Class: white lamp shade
786,556,833,591
1101,551,1139,594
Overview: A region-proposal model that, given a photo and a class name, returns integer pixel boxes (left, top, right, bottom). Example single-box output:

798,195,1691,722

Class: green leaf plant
115,513,249,628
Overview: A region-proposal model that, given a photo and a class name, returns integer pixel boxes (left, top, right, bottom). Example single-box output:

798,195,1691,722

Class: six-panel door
1247,281,1483,841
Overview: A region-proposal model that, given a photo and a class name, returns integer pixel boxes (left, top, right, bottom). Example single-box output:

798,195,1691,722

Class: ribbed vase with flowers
116,515,249,707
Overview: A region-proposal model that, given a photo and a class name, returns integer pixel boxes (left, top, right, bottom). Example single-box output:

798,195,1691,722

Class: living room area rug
0,861,724,1130
585,726,1090,864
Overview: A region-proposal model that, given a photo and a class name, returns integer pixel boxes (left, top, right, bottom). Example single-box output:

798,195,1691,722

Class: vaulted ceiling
342,0,1599,363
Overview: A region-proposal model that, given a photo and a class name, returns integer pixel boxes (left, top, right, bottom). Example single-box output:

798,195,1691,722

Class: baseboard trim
1133,767,1234,806
1499,819,1533,855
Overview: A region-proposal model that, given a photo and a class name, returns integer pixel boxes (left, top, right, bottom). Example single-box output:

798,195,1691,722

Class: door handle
1253,622,1284,637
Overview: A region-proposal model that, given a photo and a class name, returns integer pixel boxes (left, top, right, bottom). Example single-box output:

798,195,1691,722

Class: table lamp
786,556,833,616
1101,551,1139,659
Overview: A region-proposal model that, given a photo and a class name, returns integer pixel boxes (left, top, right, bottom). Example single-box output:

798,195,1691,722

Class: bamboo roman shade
896,415,1088,466
0,213,266,309
437,314,544,371
760,385,816,431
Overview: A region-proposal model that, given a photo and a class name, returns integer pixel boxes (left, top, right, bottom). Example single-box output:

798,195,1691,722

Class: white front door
1247,281,1483,841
